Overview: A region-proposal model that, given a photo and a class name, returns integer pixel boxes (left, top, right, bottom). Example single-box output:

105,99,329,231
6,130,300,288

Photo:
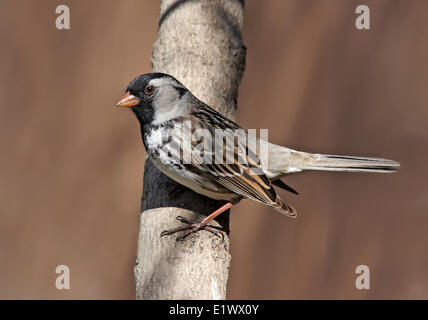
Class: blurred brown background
0,0,427,299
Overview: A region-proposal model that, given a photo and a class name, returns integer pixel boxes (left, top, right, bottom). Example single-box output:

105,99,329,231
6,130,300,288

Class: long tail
295,153,400,173
265,143,400,177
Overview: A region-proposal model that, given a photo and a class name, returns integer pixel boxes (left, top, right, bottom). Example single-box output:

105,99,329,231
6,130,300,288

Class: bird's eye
144,85,155,95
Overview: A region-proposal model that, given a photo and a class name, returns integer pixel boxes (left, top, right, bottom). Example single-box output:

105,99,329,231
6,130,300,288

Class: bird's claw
160,216,225,241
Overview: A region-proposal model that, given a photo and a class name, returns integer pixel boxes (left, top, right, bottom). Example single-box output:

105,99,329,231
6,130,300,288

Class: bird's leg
160,202,233,241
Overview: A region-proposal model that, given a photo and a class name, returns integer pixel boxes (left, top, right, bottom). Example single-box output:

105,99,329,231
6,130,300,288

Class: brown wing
185,104,296,217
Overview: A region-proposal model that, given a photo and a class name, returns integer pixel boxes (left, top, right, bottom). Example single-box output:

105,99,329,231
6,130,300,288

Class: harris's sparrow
117,73,399,240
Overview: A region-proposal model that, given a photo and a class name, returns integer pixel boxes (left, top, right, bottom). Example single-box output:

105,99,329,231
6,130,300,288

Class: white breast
145,125,237,201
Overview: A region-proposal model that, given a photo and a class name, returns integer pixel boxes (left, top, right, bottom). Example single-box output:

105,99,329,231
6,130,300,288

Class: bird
117,72,400,240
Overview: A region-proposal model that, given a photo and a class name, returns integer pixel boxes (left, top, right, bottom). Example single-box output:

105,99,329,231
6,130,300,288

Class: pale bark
134,0,246,300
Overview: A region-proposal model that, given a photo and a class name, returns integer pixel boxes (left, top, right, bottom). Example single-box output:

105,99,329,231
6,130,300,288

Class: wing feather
180,104,296,217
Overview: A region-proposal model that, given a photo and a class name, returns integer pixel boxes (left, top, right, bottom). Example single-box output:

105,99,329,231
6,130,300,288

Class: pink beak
116,91,139,107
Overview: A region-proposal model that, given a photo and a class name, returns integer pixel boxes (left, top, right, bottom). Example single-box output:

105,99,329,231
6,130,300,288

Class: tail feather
264,142,400,177
272,179,299,195
297,153,400,173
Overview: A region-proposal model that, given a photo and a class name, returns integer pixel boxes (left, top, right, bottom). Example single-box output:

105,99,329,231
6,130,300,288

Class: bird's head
116,73,191,125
